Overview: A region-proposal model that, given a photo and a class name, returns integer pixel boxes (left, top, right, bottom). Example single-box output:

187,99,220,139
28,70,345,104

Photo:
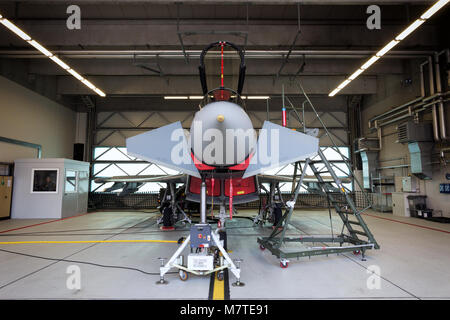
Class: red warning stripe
362,213,450,234
0,212,92,234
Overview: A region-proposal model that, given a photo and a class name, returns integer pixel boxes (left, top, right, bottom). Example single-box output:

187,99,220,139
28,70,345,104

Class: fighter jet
95,41,321,229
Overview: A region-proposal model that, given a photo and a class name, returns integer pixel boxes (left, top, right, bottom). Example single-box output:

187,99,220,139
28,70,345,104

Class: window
65,170,77,193
91,146,352,194
31,169,59,193
91,147,178,193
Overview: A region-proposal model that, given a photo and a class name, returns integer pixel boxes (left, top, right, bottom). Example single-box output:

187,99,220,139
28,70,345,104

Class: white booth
11,158,90,219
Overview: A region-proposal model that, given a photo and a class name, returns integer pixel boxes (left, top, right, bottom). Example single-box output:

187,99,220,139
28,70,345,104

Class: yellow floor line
0,239,178,245
212,272,225,300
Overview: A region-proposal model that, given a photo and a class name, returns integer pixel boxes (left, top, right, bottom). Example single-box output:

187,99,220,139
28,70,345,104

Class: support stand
257,154,379,267
157,178,243,285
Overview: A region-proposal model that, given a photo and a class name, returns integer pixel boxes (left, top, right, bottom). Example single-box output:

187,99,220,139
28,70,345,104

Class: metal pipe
301,100,308,133
377,164,410,170
377,114,412,128
419,61,425,97
200,180,206,224
368,92,450,128
0,49,435,60
379,157,406,162
368,96,423,126
435,52,448,140
425,55,440,142
281,84,286,127
377,126,382,150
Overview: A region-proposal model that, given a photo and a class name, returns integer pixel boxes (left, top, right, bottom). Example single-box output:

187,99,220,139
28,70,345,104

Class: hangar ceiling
0,0,447,113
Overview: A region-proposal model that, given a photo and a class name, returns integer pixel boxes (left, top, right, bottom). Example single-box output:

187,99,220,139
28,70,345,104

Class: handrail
0,136,41,158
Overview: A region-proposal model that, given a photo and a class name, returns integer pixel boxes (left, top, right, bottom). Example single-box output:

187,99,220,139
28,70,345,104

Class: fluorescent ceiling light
361,56,380,70
164,96,188,99
94,88,106,97
348,68,364,81
0,13,106,97
395,19,426,41
28,40,53,57
247,96,270,99
0,19,31,41
50,56,70,70
376,40,400,57
188,96,204,99
421,0,449,19
328,0,448,97
67,68,83,81
82,79,96,90
337,79,351,89
329,88,341,97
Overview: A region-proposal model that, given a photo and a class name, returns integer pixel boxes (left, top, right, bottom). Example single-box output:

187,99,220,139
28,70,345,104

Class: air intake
397,121,433,143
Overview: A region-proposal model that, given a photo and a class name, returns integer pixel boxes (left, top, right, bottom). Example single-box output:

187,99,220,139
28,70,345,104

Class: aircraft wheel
162,207,174,227
280,261,288,269
179,270,189,281
259,245,265,251
217,271,224,281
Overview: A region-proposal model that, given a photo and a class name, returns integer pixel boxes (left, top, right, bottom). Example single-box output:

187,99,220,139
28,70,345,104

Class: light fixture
93,88,106,97
164,96,189,100
188,96,204,99
246,96,270,99
376,40,400,57
348,68,364,81
50,56,70,70
0,19,31,40
395,19,426,41
28,40,52,57
421,0,449,19
329,88,341,97
328,0,449,97
82,79,96,90
67,68,83,81
337,80,351,89
0,13,106,97
360,56,380,70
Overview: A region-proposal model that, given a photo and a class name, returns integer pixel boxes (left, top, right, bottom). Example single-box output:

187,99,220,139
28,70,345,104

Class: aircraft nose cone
190,101,256,166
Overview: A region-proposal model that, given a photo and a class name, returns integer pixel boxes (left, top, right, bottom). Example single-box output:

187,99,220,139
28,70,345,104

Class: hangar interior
0,0,449,300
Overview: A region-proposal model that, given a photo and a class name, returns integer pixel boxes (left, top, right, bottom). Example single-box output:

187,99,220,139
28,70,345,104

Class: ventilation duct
357,138,380,190
408,142,433,180
397,121,434,179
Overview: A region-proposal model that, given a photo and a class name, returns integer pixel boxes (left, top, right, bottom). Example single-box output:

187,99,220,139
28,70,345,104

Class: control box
187,254,214,271
402,176,417,192
190,224,212,248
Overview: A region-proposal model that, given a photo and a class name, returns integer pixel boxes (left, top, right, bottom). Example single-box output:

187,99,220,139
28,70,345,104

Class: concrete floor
0,209,449,299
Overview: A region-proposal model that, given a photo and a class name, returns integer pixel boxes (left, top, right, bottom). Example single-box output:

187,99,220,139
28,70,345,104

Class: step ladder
257,81,379,266
309,149,379,249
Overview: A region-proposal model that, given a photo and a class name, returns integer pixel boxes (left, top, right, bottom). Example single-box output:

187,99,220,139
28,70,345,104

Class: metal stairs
310,149,379,249
257,81,379,266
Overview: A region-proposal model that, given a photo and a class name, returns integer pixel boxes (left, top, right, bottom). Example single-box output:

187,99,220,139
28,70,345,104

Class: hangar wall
360,68,450,217
0,76,76,162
